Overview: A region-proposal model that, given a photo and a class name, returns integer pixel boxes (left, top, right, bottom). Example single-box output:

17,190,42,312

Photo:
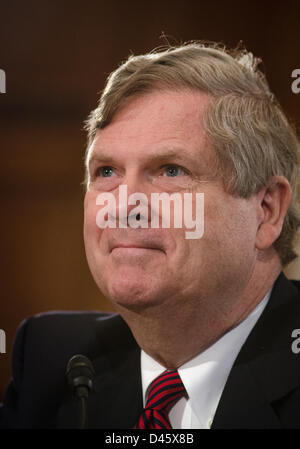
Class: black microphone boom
66,354,95,429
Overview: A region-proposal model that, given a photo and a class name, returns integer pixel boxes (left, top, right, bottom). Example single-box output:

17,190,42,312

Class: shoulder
0,310,137,428
268,272,300,311
15,310,131,361
10,310,136,392
19,310,118,338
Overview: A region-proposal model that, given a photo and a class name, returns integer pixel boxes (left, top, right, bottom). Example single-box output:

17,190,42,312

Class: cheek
204,196,259,259
84,195,102,246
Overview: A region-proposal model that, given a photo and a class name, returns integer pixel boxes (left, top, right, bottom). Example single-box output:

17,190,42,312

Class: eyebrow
87,153,115,167
87,148,194,168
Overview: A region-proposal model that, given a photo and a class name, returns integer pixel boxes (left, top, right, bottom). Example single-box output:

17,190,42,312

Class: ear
255,176,292,251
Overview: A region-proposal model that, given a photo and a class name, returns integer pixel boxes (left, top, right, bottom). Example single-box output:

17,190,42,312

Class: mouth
110,244,164,253
110,245,165,263
109,239,166,255
107,231,167,255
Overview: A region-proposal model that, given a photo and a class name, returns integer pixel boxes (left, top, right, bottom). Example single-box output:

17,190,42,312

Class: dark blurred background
0,0,300,399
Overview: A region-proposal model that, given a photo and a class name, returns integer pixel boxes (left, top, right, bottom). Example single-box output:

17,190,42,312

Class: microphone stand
66,354,95,429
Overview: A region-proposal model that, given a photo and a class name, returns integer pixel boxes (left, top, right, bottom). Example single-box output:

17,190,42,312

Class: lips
111,242,164,253
108,233,165,254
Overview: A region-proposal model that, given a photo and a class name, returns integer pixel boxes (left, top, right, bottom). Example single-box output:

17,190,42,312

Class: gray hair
84,42,300,266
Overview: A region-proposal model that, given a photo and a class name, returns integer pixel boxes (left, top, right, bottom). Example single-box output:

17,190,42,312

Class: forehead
87,89,212,163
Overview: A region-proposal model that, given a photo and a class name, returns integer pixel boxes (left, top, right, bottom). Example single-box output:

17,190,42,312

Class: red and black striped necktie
134,369,186,429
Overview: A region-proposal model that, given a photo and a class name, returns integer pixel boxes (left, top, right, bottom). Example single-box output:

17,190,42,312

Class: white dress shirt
140,291,271,429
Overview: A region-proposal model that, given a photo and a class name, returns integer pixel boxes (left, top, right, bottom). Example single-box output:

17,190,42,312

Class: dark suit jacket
1,272,300,429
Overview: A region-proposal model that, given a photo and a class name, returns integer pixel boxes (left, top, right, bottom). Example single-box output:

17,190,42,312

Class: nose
113,173,152,228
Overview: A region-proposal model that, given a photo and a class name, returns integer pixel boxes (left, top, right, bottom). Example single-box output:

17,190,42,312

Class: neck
115,254,282,369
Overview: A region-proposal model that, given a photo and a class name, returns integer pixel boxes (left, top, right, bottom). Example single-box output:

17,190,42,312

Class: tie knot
145,370,186,413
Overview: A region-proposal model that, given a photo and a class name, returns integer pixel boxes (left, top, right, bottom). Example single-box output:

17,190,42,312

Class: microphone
66,354,95,429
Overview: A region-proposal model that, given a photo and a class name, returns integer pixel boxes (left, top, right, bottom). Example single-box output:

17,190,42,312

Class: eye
95,166,115,177
162,165,186,177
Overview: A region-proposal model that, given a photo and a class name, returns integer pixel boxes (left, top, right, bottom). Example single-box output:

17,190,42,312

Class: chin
105,275,164,311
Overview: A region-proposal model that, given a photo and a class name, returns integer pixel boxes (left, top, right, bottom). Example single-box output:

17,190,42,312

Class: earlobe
255,177,291,251
256,223,280,251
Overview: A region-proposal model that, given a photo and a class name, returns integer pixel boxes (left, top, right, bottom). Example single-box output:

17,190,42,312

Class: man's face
84,90,261,312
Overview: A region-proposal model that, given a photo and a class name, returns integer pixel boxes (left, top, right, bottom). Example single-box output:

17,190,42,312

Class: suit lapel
88,343,142,428
212,362,281,428
213,273,300,428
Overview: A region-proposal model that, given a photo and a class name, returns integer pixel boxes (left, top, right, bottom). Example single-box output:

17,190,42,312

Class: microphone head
66,354,95,398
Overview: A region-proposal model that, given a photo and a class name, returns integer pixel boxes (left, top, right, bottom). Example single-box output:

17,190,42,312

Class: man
1,42,300,429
